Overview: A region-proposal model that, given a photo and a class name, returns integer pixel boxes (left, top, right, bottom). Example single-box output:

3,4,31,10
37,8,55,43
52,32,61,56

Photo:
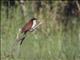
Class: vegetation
1,0,80,60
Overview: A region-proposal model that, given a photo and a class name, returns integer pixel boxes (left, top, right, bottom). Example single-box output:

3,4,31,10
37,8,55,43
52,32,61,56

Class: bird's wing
21,21,33,33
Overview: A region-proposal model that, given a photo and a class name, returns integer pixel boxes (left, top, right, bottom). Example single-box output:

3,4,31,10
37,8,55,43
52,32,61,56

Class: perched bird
11,18,42,55
16,18,38,45
21,18,37,34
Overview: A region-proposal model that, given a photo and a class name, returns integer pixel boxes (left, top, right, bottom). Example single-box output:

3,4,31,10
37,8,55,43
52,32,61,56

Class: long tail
16,33,26,46
20,35,25,45
10,29,26,52
9,29,26,57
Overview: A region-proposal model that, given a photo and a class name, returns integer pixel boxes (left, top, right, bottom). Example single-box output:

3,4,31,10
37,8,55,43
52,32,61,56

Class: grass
1,1,80,60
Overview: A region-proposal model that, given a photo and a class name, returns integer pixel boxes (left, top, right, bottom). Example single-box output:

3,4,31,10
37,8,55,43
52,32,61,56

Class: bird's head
31,18,37,21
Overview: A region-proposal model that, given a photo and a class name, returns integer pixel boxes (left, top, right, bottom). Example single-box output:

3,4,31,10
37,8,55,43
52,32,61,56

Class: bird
16,18,38,45
21,18,37,34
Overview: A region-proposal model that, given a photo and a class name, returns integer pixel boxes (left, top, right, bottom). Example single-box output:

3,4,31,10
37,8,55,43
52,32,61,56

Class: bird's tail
19,34,25,45
10,29,26,56
16,33,25,45
11,28,25,50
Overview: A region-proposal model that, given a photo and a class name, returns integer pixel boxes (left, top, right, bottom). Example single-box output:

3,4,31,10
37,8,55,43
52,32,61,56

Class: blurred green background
1,0,80,60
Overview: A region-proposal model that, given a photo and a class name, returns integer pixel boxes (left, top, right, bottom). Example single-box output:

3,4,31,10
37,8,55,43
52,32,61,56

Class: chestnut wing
21,20,33,33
